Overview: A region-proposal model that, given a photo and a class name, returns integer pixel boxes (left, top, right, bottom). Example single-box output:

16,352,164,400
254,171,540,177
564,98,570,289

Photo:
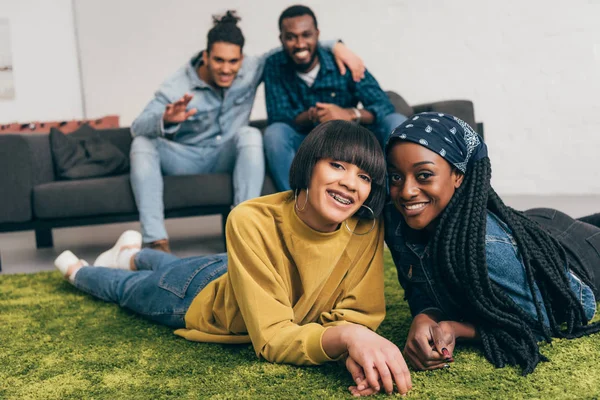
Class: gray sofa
0,91,482,270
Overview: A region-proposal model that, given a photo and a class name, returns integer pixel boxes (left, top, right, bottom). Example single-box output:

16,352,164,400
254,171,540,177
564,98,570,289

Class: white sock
117,248,140,270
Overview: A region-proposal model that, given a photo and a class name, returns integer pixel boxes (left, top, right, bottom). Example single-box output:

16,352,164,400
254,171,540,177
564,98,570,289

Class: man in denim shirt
130,11,362,252
263,5,407,192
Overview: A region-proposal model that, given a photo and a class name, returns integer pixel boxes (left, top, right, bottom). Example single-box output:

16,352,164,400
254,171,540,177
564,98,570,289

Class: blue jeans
130,126,265,243
264,113,406,191
73,250,228,328
487,209,597,330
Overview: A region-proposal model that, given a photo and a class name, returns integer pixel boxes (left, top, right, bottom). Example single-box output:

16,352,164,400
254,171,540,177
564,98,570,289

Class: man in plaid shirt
263,5,407,191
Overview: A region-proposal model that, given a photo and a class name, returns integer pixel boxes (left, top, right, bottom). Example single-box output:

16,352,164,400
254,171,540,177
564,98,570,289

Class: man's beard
289,49,318,73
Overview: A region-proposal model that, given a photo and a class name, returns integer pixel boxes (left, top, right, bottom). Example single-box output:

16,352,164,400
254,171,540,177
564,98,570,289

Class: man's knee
382,112,408,132
235,126,263,148
264,123,294,150
130,136,159,157
375,113,408,146
130,136,162,179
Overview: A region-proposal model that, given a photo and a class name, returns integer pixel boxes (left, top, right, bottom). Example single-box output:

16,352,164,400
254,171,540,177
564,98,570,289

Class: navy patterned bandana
386,112,488,173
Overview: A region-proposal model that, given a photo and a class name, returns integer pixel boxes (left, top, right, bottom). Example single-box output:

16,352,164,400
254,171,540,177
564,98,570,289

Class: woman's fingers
361,362,381,393
371,348,413,395
422,361,452,370
373,357,394,394
389,352,412,395
404,344,427,370
413,332,436,360
431,324,453,355
348,385,378,397
345,357,366,387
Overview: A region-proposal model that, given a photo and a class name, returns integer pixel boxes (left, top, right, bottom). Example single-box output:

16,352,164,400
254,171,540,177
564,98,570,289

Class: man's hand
163,93,197,124
343,325,412,396
315,102,353,123
332,42,365,82
404,313,455,371
307,106,319,124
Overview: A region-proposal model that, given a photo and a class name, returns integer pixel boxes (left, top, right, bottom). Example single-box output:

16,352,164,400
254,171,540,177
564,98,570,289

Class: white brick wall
74,0,600,195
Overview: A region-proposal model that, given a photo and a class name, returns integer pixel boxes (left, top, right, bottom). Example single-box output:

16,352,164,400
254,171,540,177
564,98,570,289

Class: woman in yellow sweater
54,120,412,396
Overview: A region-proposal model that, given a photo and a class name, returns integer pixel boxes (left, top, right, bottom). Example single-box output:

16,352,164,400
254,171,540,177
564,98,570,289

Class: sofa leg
35,228,54,248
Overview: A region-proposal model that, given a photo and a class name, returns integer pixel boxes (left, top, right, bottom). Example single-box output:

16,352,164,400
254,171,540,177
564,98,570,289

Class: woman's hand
404,313,455,370
346,355,380,397
340,325,412,396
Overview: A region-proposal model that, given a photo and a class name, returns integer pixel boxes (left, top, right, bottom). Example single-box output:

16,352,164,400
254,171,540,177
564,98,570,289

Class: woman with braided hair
384,112,600,376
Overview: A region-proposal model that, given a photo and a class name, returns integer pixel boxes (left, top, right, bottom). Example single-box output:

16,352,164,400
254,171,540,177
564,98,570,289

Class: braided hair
207,10,244,53
429,156,600,374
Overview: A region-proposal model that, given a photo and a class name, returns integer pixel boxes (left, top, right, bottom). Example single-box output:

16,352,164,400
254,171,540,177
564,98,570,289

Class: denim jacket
131,42,336,146
384,204,596,327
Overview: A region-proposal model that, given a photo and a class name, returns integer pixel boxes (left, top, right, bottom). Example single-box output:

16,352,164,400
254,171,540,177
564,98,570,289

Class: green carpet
1,250,599,400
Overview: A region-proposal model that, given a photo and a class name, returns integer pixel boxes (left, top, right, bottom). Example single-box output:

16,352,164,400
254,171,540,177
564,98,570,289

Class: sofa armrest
412,100,476,131
0,135,34,223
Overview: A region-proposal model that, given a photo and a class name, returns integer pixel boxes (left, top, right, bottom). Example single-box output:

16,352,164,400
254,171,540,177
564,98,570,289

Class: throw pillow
49,124,129,180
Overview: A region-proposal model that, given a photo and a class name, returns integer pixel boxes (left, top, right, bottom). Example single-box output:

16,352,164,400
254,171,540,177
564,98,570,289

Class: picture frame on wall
0,18,15,100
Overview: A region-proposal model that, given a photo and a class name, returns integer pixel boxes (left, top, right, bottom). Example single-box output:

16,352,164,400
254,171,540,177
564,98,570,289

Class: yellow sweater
174,191,385,365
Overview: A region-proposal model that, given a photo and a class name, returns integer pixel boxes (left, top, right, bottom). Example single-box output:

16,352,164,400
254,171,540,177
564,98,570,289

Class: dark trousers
525,208,600,297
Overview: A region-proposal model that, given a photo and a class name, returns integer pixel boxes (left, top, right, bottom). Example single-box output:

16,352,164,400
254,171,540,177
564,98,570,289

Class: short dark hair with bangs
289,120,386,219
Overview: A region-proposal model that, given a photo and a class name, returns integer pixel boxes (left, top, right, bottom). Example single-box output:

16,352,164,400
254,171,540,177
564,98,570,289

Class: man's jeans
130,126,264,243
74,250,228,328
263,113,407,192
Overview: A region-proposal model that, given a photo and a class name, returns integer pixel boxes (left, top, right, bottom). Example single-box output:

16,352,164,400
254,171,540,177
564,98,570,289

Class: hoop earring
344,204,376,236
295,188,309,212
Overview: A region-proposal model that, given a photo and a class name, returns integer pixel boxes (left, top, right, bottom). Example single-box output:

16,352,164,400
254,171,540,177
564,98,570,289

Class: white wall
0,0,83,122
75,0,600,195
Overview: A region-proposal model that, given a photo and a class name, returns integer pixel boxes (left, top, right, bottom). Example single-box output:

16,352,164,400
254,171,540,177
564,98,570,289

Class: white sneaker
93,230,142,268
54,250,88,277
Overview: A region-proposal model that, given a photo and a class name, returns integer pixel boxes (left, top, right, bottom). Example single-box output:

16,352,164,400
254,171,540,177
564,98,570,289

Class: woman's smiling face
387,142,464,231
298,158,372,232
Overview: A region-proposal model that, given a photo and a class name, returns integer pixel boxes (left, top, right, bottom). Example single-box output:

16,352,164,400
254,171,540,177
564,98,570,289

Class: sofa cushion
33,173,233,219
411,100,476,130
162,174,232,210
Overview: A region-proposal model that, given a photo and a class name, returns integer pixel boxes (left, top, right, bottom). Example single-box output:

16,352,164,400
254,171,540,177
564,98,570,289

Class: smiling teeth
329,192,351,205
404,203,427,210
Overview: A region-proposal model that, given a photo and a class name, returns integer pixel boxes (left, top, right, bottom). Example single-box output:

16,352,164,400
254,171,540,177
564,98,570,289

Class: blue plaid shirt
264,46,395,132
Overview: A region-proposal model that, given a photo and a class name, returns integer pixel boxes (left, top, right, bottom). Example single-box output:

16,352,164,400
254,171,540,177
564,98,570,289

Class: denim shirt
384,204,597,328
131,42,336,146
